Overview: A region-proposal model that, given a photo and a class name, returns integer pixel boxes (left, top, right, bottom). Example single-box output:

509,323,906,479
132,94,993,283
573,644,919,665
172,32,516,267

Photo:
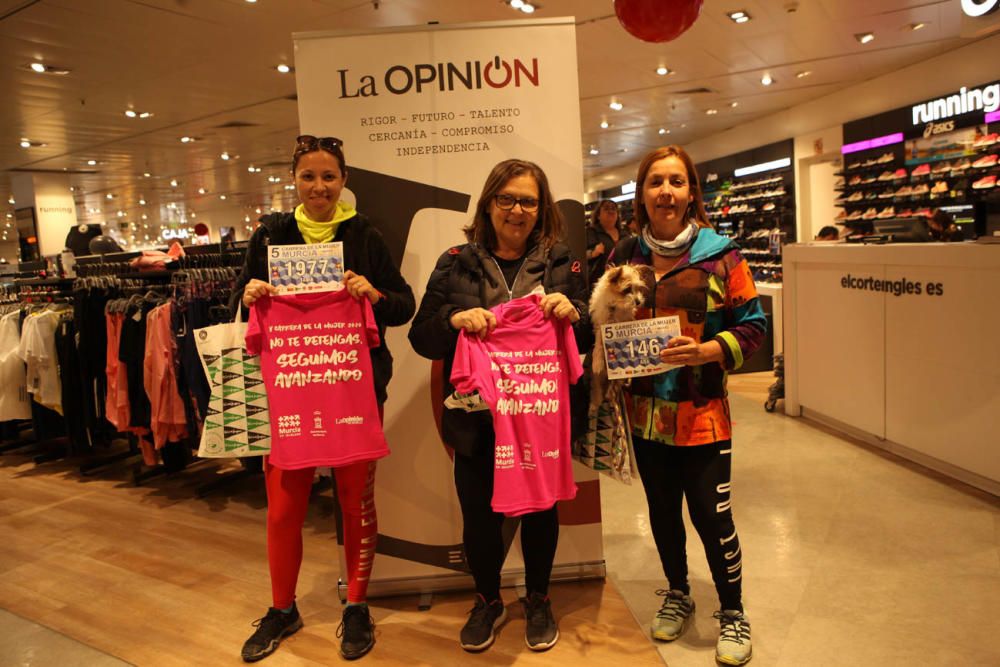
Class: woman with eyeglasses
408,159,587,654
586,198,625,286
233,135,415,662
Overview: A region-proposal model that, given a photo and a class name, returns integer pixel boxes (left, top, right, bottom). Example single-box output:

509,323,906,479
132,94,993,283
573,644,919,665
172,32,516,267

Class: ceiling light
706,108,718,115
198,188,206,194
117,210,124,217
220,152,230,160
276,64,292,74
855,32,874,44
796,70,812,78
139,112,153,119
30,62,46,73
510,0,524,7
180,136,195,143
658,128,669,135
141,213,148,220
220,195,227,200
761,73,774,86
106,193,114,200
284,185,295,190
589,147,600,155
520,3,536,14
170,179,179,187
87,159,97,166
143,172,151,178
600,120,609,129
656,66,670,76
8,197,15,205
609,100,623,111
19,139,30,148
24,62,70,75
727,10,751,23
730,101,739,108
245,0,257,3
125,109,137,118
910,22,925,31
139,198,146,205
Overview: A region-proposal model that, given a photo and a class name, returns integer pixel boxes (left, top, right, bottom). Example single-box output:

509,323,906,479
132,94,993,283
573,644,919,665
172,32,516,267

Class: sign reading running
293,19,598,598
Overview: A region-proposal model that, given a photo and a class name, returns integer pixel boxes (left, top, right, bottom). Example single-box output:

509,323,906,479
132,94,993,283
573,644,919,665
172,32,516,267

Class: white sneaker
651,589,694,641
714,609,752,665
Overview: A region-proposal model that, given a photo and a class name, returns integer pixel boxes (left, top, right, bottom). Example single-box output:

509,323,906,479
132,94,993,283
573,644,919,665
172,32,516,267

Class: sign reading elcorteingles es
841,273,945,296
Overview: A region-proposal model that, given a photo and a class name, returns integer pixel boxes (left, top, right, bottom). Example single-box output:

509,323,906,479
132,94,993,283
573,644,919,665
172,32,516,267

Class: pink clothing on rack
129,241,186,271
143,302,188,448
451,294,583,517
104,312,130,431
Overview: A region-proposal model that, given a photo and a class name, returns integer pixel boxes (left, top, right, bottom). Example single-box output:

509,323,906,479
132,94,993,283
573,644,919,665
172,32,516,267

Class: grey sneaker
460,595,507,652
651,589,695,641
714,609,752,665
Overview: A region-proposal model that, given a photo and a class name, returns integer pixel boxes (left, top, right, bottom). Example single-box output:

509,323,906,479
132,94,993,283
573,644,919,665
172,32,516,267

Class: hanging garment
0,312,31,421
18,309,65,415
143,301,188,448
450,293,583,517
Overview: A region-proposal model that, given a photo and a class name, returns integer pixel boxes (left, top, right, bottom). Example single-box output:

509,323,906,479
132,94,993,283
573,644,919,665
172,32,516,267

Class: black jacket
408,241,588,457
231,211,415,404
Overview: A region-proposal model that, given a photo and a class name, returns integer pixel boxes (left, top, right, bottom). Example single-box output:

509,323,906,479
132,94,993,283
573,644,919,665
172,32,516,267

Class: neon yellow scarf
294,201,357,244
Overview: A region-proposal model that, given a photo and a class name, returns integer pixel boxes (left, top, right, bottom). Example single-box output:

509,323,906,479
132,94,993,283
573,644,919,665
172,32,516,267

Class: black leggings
453,446,559,602
633,437,743,611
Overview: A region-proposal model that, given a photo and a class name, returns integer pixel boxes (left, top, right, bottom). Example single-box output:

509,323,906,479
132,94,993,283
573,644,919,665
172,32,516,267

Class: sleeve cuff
714,331,743,370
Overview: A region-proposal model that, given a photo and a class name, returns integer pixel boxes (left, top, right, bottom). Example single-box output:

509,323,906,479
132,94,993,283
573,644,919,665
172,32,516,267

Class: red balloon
194,222,209,236
614,0,703,43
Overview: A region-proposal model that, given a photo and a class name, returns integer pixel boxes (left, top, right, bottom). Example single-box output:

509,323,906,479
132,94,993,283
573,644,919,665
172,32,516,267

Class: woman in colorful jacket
605,145,766,666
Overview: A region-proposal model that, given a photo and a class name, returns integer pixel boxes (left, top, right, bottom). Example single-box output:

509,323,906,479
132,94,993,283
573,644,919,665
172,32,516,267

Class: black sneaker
241,604,303,662
460,594,507,652
337,604,375,660
523,592,559,651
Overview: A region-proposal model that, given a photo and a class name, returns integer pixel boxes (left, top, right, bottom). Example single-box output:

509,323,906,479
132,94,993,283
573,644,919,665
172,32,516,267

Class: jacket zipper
491,256,527,302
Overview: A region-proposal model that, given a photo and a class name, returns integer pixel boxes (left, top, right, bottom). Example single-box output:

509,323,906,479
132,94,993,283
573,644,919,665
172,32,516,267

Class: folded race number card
601,316,682,381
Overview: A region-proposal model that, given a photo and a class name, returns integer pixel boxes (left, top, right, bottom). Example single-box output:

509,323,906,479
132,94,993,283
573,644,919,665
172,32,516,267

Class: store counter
782,242,1000,494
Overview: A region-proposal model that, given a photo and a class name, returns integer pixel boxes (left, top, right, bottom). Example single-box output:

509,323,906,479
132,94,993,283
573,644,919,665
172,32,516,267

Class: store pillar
10,172,78,260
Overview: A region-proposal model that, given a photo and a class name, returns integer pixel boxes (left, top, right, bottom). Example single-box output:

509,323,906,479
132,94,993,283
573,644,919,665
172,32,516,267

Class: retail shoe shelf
705,171,793,284
834,136,999,228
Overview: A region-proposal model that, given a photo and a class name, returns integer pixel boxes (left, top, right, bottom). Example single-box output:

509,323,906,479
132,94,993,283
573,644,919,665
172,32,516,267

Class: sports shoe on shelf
714,610,752,666
864,191,878,200
523,592,559,651
898,208,914,217
241,605,304,663
931,161,951,174
931,181,949,194
894,185,913,197
762,202,776,211
972,153,998,169
892,168,908,180
848,175,863,185
860,175,877,184
862,207,878,220
973,175,997,190
846,160,862,170
460,595,507,652
910,183,930,196
846,210,863,221
877,170,894,181
877,206,896,219
951,158,971,173
338,604,375,660
834,210,847,221
651,589,695,642
877,151,895,163
877,189,894,199
846,191,864,202
834,177,844,188
911,163,931,177
973,132,999,148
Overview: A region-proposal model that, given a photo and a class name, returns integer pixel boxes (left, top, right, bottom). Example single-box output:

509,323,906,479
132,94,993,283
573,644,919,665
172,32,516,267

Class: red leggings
265,459,378,606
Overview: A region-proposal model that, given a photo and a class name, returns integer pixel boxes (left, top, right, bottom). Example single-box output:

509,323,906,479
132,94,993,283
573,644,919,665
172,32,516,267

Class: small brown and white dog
588,264,650,405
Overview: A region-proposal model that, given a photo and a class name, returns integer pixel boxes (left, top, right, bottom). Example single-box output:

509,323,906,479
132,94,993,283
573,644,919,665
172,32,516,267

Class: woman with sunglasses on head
234,135,415,662
408,159,587,654
604,145,766,665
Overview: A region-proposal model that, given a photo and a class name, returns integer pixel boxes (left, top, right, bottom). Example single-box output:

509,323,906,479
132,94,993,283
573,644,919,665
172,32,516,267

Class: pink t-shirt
451,293,583,516
245,289,388,470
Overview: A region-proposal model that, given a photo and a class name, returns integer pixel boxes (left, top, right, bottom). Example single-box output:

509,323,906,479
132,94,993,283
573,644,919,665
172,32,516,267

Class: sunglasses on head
295,135,344,153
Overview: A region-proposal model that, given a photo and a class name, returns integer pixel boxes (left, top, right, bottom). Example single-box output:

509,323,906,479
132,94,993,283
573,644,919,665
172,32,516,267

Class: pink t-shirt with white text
451,294,583,516
245,290,388,470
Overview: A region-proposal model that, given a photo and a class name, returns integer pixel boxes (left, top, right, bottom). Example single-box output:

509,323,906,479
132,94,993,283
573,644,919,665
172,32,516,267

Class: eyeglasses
294,135,344,154
494,193,540,212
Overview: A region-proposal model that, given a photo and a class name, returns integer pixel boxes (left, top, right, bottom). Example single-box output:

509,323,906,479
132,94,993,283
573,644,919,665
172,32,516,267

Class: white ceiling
1,0,997,241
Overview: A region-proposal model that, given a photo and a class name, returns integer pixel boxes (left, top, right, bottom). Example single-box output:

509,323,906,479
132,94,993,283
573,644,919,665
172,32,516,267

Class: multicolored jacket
606,228,766,446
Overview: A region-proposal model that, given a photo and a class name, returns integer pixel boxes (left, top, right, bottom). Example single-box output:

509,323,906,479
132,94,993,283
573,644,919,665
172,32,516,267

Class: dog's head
589,264,650,325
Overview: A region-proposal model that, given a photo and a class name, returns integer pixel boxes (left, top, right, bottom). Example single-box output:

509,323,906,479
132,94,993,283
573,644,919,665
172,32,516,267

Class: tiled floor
2,376,998,665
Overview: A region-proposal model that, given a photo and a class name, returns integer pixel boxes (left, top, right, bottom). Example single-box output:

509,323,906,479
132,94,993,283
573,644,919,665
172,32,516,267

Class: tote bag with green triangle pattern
194,315,271,458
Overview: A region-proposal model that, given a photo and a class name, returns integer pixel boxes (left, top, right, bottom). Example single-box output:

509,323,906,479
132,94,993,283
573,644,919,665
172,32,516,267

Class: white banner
294,18,601,599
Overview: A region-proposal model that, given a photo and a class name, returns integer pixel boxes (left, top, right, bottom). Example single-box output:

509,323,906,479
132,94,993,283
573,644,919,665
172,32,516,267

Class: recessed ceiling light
19,138,45,148
656,66,670,76
86,159,97,166
276,64,292,73
910,22,925,31
730,101,739,108
727,10,751,23
198,188,206,194
609,100,623,111
24,62,70,75
600,120,609,129
9,197,16,204
180,136,195,143
520,3,537,13
220,152,231,160
589,147,600,155
139,198,146,205
658,128,669,135
106,193,114,200
220,195,227,200
855,32,874,44
245,0,257,3
19,139,30,148
139,111,153,119
141,213,148,220
143,172,152,178
761,72,774,86
30,62,46,73
796,70,812,78
511,0,524,7
706,108,718,115
125,109,137,118
170,179,179,187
